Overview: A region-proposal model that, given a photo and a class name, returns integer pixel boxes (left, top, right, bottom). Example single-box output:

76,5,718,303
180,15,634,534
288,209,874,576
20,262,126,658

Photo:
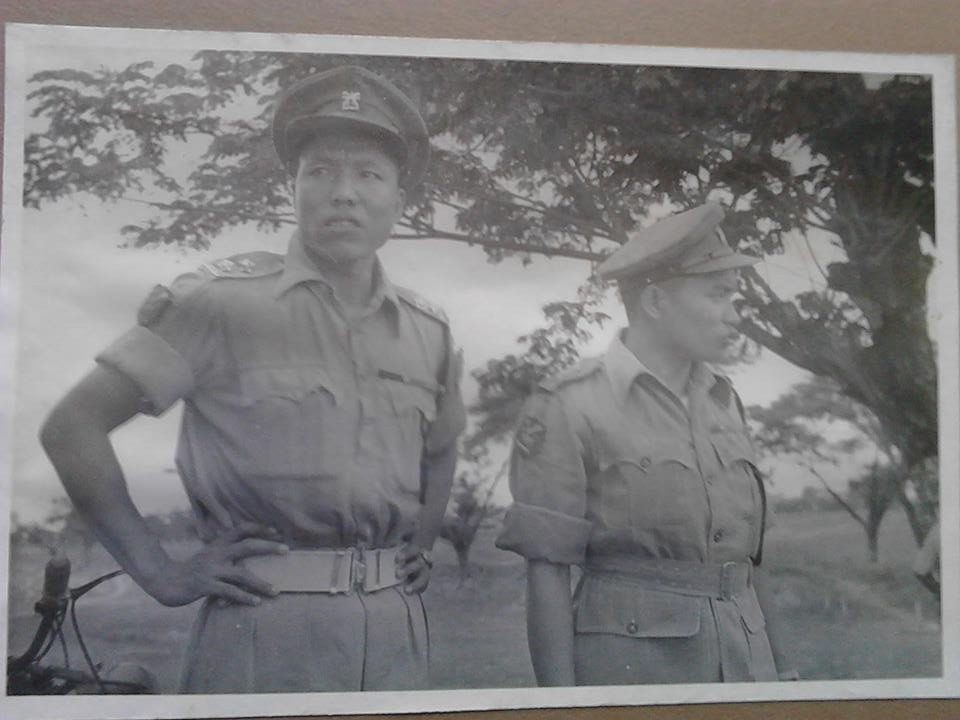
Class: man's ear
290,162,300,211
639,283,665,320
394,186,407,219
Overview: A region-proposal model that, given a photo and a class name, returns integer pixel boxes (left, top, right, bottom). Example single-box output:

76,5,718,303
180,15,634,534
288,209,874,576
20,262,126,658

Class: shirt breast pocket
236,366,341,476
597,441,704,535
710,426,763,553
239,366,338,405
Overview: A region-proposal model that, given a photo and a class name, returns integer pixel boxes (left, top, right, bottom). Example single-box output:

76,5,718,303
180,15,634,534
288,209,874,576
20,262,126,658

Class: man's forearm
411,442,457,551
40,370,173,593
42,413,172,589
527,560,576,686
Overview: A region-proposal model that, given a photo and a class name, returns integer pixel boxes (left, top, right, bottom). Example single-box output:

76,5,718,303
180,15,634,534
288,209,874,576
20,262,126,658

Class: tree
439,454,507,583
24,54,938,537
749,376,904,562
846,464,902,563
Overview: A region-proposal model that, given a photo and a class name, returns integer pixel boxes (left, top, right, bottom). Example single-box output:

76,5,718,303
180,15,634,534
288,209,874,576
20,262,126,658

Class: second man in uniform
498,203,792,685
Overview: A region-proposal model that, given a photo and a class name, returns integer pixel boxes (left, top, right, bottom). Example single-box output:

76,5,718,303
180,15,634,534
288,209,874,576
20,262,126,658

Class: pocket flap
601,440,695,474
239,366,338,406
385,380,437,422
575,576,702,638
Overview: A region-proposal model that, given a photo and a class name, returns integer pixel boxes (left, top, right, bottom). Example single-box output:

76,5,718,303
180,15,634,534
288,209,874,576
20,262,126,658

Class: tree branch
392,223,607,262
808,465,867,530
123,196,296,224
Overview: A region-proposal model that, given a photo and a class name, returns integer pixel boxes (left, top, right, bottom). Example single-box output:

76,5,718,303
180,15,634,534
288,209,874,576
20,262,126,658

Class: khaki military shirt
497,333,776,683
97,234,465,550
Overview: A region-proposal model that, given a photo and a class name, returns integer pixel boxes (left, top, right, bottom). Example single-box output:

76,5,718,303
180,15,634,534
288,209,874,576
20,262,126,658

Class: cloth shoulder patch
538,357,603,393
137,284,174,327
136,271,209,327
515,414,547,458
396,286,449,324
202,251,284,279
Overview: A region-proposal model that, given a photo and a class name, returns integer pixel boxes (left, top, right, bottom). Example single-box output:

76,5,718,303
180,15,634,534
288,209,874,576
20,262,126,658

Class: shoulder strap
202,251,284,279
538,357,603,393
396,286,449,324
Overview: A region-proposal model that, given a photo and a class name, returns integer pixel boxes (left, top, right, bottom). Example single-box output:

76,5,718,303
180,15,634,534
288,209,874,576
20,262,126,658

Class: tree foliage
25,53,938,538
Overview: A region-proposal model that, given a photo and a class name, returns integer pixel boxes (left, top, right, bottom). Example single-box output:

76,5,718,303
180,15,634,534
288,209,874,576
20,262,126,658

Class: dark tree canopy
24,53,938,535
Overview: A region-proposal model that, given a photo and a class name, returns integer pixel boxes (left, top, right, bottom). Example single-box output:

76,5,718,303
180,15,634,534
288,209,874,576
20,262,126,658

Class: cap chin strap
614,228,730,291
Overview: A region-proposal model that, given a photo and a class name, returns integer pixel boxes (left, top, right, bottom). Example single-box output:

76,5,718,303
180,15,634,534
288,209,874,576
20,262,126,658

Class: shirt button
639,457,651,471
713,529,724,543
626,620,639,635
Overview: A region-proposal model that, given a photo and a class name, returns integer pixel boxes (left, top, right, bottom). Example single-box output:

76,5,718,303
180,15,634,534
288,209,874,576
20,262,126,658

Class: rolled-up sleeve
496,391,592,565
95,273,221,416
96,327,194,415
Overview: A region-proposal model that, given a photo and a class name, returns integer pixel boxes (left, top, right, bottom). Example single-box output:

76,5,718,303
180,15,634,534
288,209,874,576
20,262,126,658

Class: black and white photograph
0,22,957,720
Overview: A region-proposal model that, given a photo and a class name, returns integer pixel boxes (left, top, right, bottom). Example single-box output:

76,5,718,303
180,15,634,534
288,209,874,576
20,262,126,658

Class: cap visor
285,115,408,162
683,252,761,274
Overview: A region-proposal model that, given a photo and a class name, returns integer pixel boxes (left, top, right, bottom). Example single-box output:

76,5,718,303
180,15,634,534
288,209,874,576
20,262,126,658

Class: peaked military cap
597,202,759,285
272,65,430,187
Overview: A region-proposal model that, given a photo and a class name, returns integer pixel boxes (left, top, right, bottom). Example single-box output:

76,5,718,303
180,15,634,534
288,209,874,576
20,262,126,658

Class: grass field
6,507,940,692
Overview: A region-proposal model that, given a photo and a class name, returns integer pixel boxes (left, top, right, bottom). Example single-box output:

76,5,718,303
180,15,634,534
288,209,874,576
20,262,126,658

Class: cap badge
341,90,361,111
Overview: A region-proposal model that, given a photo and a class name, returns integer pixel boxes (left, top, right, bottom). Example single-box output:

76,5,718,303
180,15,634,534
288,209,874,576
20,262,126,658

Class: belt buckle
351,548,367,592
719,561,739,600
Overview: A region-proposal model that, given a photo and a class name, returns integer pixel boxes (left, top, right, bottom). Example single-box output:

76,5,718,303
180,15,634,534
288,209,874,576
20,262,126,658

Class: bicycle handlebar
7,556,154,695
7,556,71,677
40,556,71,608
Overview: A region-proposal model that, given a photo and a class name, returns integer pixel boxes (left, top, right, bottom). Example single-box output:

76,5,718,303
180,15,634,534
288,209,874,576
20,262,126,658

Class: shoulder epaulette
397,286,449,324
137,252,281,327
538,357,603,392
202,251,284,279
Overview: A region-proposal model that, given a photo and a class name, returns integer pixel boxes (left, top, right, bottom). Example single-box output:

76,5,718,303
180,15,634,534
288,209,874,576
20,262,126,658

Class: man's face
655,269,743,364
294,130,406,267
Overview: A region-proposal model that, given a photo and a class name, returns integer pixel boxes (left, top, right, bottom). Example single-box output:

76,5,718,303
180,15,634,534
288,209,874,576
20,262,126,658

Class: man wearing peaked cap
498,202,796,685
272,65,430,188
42,65,465,693
596,202,758,283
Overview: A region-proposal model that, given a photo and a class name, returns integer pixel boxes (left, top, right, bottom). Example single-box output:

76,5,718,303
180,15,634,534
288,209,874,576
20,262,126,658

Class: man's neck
622,325,693,400
303,248,379,311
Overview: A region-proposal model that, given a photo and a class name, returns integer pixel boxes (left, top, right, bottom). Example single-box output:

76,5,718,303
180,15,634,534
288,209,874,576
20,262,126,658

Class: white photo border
1,22,957,720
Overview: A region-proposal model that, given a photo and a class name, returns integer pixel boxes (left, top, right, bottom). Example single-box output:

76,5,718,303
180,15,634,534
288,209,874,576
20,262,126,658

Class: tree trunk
455,546,471,586
866,524,880,563
898,489,927,546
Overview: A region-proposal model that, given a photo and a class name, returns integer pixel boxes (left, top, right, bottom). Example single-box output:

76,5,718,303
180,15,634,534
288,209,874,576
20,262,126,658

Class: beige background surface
1,1,958,719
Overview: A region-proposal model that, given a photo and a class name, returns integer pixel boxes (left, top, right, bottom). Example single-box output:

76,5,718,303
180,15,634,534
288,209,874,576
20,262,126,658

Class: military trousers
178,588,429,693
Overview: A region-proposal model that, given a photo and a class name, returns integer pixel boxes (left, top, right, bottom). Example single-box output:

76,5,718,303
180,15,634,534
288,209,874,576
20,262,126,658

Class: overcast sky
5,43,944,526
